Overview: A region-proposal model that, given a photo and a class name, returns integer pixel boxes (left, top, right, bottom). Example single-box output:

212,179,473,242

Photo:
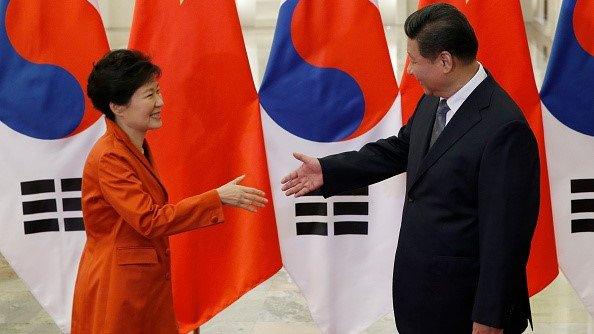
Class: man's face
406,38,447,97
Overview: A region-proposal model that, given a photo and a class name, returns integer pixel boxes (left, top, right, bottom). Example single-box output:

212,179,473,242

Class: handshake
218,152,322,212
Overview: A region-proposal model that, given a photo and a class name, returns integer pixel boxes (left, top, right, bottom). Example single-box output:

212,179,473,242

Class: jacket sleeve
97,151,224,239
318,102,424,198
318,128,409,198
472,120,540,327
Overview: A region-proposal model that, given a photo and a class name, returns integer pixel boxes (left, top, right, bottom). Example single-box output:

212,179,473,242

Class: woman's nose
155,93,164,107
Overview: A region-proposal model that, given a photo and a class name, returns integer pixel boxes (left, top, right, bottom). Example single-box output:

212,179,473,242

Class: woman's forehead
139,79,159,91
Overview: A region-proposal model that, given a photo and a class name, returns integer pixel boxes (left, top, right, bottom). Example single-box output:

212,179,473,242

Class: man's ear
439,51,454,74
110,102,126,118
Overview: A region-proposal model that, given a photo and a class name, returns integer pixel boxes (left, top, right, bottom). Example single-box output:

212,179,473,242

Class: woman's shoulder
85,133,132,170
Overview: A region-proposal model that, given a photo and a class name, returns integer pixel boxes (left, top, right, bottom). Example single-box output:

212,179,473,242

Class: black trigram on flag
294,187,369,236
570,179,594,233
20,178,84,234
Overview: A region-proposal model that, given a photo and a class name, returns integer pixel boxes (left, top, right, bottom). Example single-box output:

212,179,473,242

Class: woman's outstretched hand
217,175,268,212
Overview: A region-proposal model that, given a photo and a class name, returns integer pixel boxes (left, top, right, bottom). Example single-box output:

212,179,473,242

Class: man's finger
281,171,297,184
293,152,310,163
285,185,301,196
281,178,301,192
295,186,311,197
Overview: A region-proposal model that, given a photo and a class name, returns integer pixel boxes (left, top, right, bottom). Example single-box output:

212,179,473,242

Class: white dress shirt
441,63,488,125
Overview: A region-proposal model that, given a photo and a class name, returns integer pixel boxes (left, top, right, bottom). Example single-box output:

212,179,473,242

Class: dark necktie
429,99,450,148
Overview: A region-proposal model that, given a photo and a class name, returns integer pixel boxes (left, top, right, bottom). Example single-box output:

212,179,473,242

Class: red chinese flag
400,0,558,295
128,0,282,331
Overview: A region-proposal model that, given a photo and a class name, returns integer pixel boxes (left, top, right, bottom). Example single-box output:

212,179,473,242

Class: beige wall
98,0,561,87
99,0,562,49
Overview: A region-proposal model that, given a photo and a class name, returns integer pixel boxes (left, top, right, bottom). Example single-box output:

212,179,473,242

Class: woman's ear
110,102,126,118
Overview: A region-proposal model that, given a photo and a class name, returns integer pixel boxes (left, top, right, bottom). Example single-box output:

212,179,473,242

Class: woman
71,49,267,333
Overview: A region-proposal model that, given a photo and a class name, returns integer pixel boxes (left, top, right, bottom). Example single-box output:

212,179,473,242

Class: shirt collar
441,62,487,113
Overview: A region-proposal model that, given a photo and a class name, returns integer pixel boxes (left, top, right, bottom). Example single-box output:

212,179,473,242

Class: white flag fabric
0,0,108,331
259,0,405,332
541,0,594,316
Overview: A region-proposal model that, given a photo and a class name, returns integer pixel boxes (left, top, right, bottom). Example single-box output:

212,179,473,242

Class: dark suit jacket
319,75,539,334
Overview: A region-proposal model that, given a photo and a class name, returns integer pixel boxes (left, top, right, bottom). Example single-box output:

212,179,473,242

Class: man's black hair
405,3,478,64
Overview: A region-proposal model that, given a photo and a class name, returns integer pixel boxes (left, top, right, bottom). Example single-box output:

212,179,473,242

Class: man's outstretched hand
280,152,323,197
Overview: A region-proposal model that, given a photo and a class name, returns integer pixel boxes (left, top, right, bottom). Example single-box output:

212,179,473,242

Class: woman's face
115,79,164,132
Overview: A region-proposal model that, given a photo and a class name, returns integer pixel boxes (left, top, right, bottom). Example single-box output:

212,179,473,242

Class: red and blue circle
541,0,594,136
259,0,397,143
0,0,104,140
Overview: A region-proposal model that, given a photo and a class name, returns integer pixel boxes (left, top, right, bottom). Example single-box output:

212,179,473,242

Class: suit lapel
406,96,439,192
408,76,495,192
107,121,169,201
141,142,169,202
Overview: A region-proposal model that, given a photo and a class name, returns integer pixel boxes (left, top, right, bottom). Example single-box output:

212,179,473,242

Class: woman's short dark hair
87,49,161,120
404,3,478,64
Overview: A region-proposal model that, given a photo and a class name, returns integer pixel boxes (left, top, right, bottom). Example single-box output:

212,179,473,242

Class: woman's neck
115,119,145,153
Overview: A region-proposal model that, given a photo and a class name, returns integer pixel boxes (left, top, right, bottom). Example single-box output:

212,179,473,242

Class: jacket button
165,272,171,280
165,248,170,255
211,217,218,223
408,195,415,202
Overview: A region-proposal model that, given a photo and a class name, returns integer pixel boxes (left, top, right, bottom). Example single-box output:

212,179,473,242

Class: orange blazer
71,120,223,334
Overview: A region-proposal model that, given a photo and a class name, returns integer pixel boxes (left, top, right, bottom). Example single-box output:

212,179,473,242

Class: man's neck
441,61,480,99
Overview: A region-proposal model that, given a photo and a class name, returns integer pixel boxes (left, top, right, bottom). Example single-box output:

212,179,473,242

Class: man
281,4,538,334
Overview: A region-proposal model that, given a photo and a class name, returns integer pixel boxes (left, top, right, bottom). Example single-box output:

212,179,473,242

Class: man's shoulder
482,78,527,124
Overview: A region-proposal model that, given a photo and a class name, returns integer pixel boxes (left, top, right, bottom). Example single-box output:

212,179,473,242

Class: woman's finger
232,175,246,185
248,194,268,205
242,186,266,197
248,198,266,208
243,203,257,212
234,184,263,195
245,192,267,201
